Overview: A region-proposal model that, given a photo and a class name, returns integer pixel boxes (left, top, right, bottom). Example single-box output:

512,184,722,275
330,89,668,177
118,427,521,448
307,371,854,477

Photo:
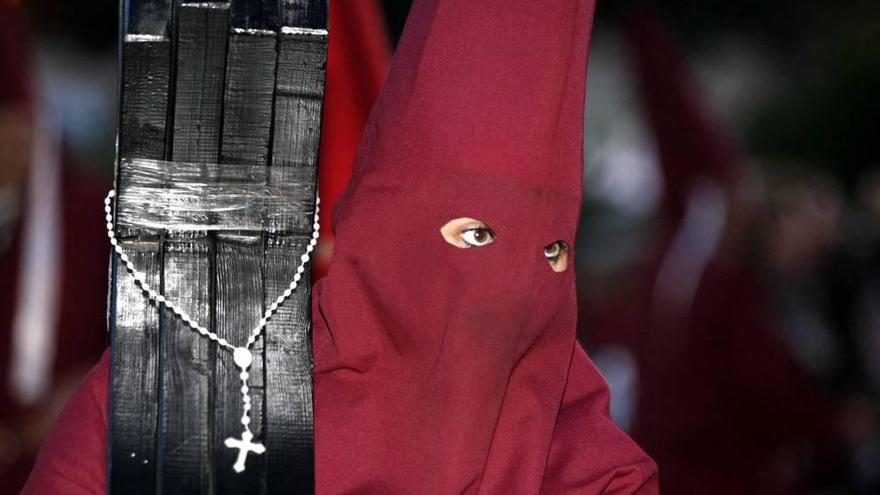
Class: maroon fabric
20,351,109,495
634,259,833,495
23,1,658,493
0,5,32,108
2,172,109,495
313,0,655,493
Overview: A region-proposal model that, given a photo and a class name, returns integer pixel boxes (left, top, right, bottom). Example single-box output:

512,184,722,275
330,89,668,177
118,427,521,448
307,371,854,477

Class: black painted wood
265,28,326,494
214,26,276,494
111,0,327,492
171,3,229,164
109,242,162,495
271,28,326,177
158,3,228,494
125,0,174,36
279,0,327,30
230,0,276,30
109,7,171,492
228,0,325,32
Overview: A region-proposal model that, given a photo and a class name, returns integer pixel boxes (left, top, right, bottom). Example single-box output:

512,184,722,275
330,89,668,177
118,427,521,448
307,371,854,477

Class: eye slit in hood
440,217,496,249
544,240,570,272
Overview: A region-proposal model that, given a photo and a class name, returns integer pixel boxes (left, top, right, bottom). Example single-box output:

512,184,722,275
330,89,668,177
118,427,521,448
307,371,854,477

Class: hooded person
313,0,656,492
22,0,658,493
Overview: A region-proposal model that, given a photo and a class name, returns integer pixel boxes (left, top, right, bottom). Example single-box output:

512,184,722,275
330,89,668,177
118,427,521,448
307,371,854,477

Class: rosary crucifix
225,431,267,473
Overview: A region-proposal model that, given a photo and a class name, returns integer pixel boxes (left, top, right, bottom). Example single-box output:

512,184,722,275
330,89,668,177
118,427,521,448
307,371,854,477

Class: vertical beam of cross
111,1,327,493
264,25,327,494
214,1,276,489
110,0,171,493
156,4,228,494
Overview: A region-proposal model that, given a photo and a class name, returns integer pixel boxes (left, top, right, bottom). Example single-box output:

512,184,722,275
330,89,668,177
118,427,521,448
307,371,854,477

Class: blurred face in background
767,174,843,276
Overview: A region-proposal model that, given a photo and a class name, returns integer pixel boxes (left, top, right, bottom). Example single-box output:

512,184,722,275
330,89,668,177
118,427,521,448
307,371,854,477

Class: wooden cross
224,431,266,473
110,0,326,492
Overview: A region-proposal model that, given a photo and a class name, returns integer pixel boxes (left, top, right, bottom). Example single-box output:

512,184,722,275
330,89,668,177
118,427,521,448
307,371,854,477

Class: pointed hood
314,0,657,492
624,6,742,221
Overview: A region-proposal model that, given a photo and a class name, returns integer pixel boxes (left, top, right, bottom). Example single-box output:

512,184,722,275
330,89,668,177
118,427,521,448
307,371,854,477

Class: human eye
544,240,569,272
460,227,496,248
441,217,496,249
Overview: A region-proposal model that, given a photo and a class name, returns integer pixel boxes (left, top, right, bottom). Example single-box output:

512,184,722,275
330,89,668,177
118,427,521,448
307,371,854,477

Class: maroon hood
314,0,658,493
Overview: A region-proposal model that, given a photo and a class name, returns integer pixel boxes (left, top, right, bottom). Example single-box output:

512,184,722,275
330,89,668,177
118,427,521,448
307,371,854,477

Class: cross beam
109,1,327,493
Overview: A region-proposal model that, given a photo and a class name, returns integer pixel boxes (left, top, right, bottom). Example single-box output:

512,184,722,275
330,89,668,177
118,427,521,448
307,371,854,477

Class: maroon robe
0,171,109,495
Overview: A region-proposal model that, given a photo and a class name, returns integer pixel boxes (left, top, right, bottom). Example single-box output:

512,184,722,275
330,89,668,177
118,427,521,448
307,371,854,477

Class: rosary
104,190,319,474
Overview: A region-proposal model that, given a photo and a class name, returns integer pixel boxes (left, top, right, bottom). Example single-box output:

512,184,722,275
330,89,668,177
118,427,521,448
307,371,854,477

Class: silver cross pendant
224,430,266,473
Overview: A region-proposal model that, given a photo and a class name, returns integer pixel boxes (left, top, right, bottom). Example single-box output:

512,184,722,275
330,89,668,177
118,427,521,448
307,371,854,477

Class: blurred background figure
2,0,879,494
0,3,110,494
573,2,880,494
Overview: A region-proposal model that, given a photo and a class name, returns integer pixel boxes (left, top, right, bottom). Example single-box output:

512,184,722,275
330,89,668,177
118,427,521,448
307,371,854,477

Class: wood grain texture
230,0,277,30
220,31,275,166
264,236,315,493
158,4,228,494
215,235,266,493
109,19,171,494
272,30,327,172
171,3,229,164
109,241,162,495
111,0,328,491
125,0,174,36
158,238,214,494
279,0,327,30
264,27,327,494
213,25,276,494
119,39,170,161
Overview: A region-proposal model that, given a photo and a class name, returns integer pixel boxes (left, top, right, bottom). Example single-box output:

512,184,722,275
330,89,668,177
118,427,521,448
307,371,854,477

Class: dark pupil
473,230,487,243
545,243,560,257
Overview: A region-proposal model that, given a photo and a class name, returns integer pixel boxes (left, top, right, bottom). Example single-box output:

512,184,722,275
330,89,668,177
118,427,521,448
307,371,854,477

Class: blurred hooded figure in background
21,0,658,493
0,5,108,494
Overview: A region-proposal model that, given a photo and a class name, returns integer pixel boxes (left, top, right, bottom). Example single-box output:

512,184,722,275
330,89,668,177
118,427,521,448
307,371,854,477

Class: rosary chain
104,189,320,354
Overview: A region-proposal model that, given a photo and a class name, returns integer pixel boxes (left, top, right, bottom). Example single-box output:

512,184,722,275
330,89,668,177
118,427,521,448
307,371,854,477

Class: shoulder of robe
19,348,110,495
